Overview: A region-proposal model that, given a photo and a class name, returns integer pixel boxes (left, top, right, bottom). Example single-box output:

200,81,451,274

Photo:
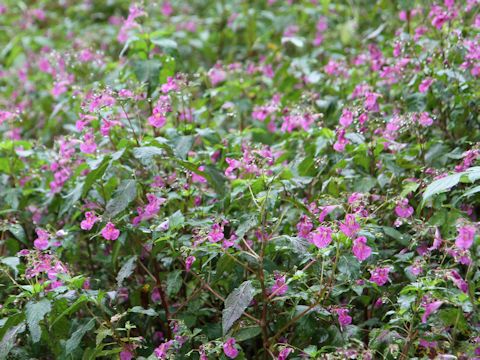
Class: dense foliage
1,0,480,359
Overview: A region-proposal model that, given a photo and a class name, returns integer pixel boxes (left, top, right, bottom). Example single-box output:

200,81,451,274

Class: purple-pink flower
223,338,239,359
310,226,332,249
34,228,50,250
419,78,434,93
370,267,390,286
455,225,475,250
352,236,372,261
101,222,120,241
335,308,352,328
395,199,414,218
80,211,99,231
339,214,360,238
421,300,443,323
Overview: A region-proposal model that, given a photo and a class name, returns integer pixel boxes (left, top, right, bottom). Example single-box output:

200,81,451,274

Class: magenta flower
80,211,99,231
34,228,50,250
352,236,372,261
310,226,332,249
208,223,224,243
101,222,120,241
185,256,196,272
335,308,352,328
154,340,174,359
148,110,167,128
455,225,475,250
270,273,288,296
419,78,434,93
339,214,360,238
370,267,390,286
418,112,433,127
339,108,353,127
449,270,468,293
79,131,97,154
297,215,313,238
395,199,414,218
223,338,239,359
421,300,443,323
364,92,380,111
278,347,293,360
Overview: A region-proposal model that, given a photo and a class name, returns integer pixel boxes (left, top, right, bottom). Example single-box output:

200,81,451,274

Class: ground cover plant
0,0,480,359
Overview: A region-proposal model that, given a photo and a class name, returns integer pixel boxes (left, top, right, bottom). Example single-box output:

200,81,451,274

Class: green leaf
7,223,26,244
167,270,182,297
133,59,161,95
233,326,261,341
222,281,255,335
129,306,158,316
116,256,137,287
25,299,52,343
82,156,111,197
171,135,194,160
1,257,19,276
50,295,89,328
104,180,137,218
65,319,95,354
0,323,25,360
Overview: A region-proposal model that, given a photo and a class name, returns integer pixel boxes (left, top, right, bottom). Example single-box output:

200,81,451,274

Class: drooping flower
455,225,475,250
419,78,434,93
223,338,239,359
395,199,414,218
278,347,293,360
297,215,313,238
80,211,99,231
339,214,360,238
34,229,50,250
370,267,390,286
154,340,174,359
421,300,443,323
418,112,433,127
352,236,372,261
308,226,331,248
335,308,352,328
185,256,195,272
270,273,288,296
364,92,380,111
101,222,120,241
449,270,468,293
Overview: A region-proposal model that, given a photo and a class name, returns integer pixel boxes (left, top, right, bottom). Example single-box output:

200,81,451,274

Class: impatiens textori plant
1,0,480,359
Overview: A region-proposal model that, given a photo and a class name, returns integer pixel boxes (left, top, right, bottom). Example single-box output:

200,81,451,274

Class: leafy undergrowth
1,1,480,359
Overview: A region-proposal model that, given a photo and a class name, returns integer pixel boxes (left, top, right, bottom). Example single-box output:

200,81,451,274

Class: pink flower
154,340,174,359
339,108,353,127
352,236,372,261
339,214,360,238
455,225,475,250
310,226,332,248
421,300,443,323
223,338,239,359
34,229,50,250
120,349,134,360
297,215,313,238
208,223,224,243
419,78,434,93
80,211,99,231
208,64,227,86
161,77,178,93
333,128,349,152
185,256,195,272
101,222,120,241
148,109,167,128
370,267,390,286
418,112,433,127
270,273,288,296
335,308,352,328
364,92,380,111
79,132,97,154
278,348,293,360
449,270,468,293
395,199,414,218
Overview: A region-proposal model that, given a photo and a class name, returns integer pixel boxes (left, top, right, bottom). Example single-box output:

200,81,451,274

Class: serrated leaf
25,299,51,343
65,319,95,353
167,270,182,297
0,323,25,360
222,281,255,335
1,257,19,276
7,224,26,244
116,256,137,287
104,180,137,218
82,156,111,197
171,135,194,160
